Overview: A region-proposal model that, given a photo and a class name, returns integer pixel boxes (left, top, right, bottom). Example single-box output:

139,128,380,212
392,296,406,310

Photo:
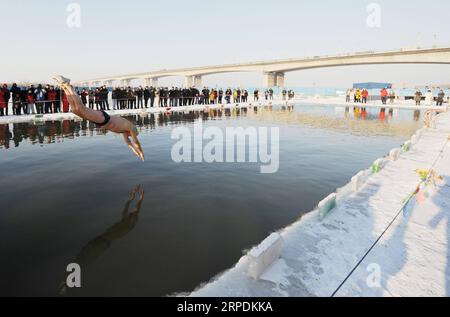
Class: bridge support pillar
185,76,194,87
275,72,285,88
105,80,113,87
143,78,151,87
263,72,285,88
194,75,202,88
150,78,159,87
263,72,276,88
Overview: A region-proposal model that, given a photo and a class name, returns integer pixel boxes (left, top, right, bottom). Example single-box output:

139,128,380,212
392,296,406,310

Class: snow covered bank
296,96,447,111
0,97,445,125
0,100,289,125
191,110,450,297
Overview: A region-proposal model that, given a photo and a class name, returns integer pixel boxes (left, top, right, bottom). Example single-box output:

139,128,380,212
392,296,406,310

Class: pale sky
0,0,449,88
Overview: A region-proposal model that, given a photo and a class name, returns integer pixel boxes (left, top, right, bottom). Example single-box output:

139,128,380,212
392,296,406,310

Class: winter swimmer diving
52,75,145,161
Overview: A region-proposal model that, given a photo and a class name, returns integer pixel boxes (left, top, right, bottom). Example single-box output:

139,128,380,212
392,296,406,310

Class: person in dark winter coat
88,90,95,109
436,89,445,106
149,87,156,108
26,88,35,114
112,87,119,110
127,88,135,109
253,89,259,102
101,86,110,110
95,88,101,110
414,90,422,106
34,84,47,114
47,86,57,114
10,83,22,115
54,87,62,113
218,89,223,104
168,88,175,107
80,89,88,107
143,87,150,108
19,88,28,115
0,84,10,116
136,86,144,108
225,88,231,104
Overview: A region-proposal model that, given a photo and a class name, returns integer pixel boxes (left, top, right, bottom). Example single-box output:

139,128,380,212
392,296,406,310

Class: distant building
353,82,392,89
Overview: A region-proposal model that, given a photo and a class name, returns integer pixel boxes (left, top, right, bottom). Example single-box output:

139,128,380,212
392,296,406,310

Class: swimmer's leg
61,83,105,124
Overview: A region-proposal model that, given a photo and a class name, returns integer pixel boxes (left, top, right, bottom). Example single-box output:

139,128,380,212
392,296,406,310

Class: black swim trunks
97,110,111,127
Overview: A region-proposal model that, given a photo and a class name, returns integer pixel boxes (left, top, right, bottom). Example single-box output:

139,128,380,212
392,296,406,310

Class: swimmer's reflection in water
58,185,145,295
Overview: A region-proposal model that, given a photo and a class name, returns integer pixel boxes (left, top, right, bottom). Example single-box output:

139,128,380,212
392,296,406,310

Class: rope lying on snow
331,133,449,297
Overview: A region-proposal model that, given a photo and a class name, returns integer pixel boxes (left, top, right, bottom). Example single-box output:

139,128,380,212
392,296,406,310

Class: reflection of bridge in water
0,106,423,150
77,46,450,88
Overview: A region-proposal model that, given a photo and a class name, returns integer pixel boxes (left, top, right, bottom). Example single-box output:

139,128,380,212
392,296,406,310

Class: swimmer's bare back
53,75,145,162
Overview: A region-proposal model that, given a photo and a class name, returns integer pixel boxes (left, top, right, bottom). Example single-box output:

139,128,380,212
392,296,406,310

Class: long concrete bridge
76,46,450,88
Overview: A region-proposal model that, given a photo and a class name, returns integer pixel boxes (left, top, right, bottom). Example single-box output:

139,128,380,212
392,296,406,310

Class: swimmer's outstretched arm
53,76,144,161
